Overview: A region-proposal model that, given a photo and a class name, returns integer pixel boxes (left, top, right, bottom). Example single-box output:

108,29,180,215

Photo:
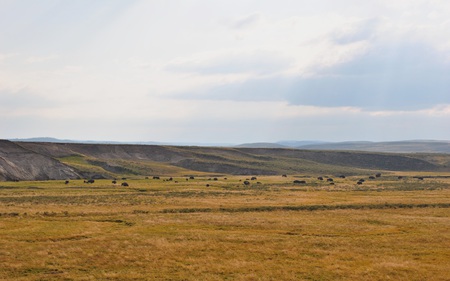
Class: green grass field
0,175,449,280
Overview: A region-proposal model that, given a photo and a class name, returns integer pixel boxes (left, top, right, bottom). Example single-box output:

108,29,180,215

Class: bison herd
290,172,417,186
70,172,422,189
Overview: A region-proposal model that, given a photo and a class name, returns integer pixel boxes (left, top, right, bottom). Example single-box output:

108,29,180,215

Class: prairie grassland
0,175,449,280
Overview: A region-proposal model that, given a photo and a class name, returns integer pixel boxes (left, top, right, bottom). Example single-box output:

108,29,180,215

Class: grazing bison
206,184,210,187
329,182,335,185
369,176,375,180
293,180,306,184
338,175,346,179
317,177,323,180
65,180,69,184
189,176,195,179
357,181,363,185
121,182,129,187
358,179,365,182
398,176,403,179
251,177,257,180
282,174,287,177
327,178,333,182
153,176,160,180
112,180,117,184
243,181,250,186
375,173,381,178
86,179,95,184
213,178,218,181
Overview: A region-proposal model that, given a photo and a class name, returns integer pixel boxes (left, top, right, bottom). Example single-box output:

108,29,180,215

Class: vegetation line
161,203,450,213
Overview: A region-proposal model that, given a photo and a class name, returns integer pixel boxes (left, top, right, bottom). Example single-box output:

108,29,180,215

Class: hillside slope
0,140,81,181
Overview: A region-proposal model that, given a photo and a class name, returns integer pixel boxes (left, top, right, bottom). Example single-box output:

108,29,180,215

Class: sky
1,0,450,144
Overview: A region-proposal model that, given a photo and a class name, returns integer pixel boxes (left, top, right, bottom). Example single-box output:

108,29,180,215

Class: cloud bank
1,0,450,142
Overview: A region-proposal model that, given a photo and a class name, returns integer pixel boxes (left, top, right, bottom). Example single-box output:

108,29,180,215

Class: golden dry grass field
0,174,449,280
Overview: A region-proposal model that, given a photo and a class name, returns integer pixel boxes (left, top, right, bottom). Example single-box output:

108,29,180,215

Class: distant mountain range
8,138,450,154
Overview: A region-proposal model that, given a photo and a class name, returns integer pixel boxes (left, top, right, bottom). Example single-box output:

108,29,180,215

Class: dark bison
86,179,95,184
293,180,306,184
153,176,160,180
189,176,195,179
282,174,287,177
375,173,381,178
317,177,323,180
357,181,363,185
369,176,375,180
65,180,69,184
327,178,333,182
112,180,117,184
121,182,129,187
243,181,250,186
338,175,346,179
251,177,257,180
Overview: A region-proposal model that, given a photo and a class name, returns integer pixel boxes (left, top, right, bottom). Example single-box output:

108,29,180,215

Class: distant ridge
235,140,450,154
235,142,288,148
298,140,450,154
9,137,233,147
276,140,329,147
9,137,132,144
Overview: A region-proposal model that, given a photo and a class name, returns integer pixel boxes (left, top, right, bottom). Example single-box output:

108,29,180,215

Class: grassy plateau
0,174,449,280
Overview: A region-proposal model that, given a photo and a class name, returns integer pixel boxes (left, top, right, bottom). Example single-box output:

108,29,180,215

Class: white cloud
165,50,292,76
25,55,58,64
229,12,263,29
0,53,18,62
331,18,379,45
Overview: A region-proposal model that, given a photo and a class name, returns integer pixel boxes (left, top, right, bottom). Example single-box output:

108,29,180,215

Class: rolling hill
11,138,450,154
1,140,449,181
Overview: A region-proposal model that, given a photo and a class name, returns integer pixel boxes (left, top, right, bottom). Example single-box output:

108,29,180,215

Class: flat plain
0,174,449,280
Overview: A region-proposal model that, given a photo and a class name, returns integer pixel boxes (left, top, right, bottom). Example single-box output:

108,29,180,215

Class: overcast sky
1,0,449,143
